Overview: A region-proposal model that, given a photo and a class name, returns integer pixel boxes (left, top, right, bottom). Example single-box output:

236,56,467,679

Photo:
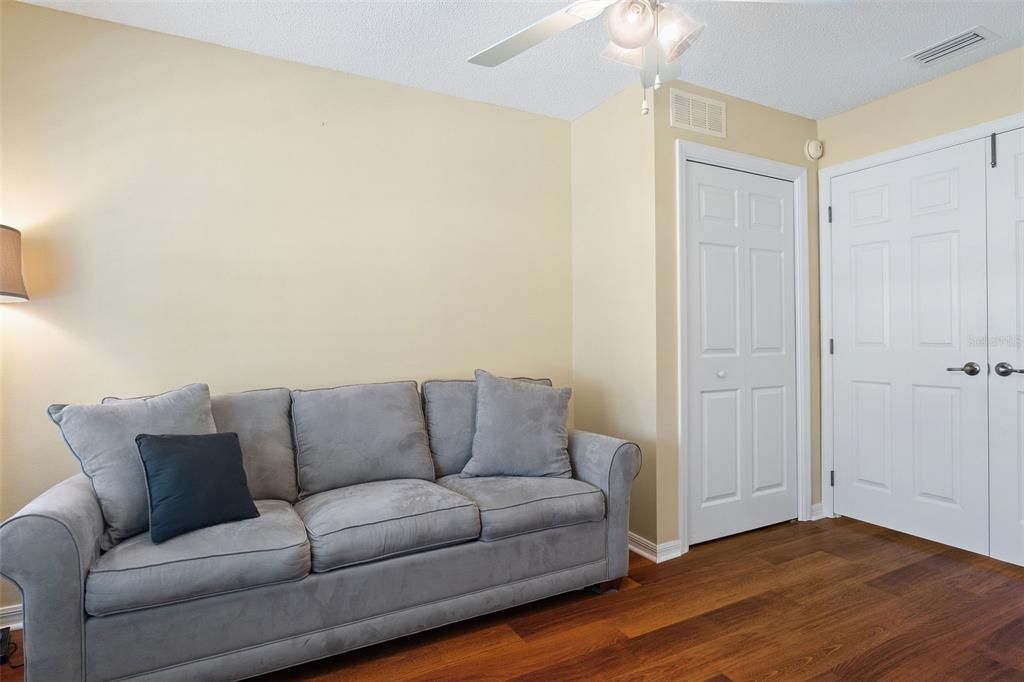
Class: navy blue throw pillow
136,433,259,544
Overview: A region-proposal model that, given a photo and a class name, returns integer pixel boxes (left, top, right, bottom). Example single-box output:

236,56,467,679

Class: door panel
687,162,798,544
831,140,989,555
988,128,1024,566
751,386,786,493
701,389,740,504
700,243,739,353
850,380,893,491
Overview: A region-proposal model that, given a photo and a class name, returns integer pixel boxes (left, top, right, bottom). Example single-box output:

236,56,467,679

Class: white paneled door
686,161,798,544
988,128,1024,566
831,140,990,554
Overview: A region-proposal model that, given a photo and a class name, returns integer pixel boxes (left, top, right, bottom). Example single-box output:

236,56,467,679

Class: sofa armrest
568,431,641,580
0,474,104,682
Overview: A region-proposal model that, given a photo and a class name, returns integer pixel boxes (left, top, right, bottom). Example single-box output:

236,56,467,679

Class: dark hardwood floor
5,517,1024,681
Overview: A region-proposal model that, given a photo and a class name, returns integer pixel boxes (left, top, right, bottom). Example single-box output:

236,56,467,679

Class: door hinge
828,206,833,223
991,133,997,168
830,470,835,487
829,338,834,355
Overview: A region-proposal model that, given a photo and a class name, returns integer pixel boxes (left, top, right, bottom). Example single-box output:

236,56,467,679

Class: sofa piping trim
304,503,477,538
87,574,310,618
89,540,310,575
310,533,482,572
605,440,640,573
0,510,88,682
478,518,602,543
473,489,604,513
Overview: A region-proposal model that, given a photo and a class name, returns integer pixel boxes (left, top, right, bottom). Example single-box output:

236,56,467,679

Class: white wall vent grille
670,89,726,138
904,26,999,66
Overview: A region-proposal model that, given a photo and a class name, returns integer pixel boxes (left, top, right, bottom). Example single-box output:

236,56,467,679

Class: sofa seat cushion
438,475,605,541
295,479,480,572
85,500,310,616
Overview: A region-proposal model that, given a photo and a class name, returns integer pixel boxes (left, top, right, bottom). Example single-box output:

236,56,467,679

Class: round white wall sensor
804,139,824,161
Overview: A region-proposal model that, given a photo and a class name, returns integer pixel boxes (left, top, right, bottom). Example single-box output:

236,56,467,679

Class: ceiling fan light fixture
607,0,656,49
601,41,645,68
565,0,610,21
656,4,704,63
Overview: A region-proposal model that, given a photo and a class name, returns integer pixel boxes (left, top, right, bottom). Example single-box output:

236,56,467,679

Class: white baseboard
0,604,22,631
810,503,827,521
628,532,683,563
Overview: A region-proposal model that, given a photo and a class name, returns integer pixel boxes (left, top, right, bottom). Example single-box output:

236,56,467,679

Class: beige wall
0,0,573,545
570,86,658,539
819,47,1024,167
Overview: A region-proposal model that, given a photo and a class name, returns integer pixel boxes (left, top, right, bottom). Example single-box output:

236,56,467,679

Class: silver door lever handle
947,361,981,376
994,362,1024,377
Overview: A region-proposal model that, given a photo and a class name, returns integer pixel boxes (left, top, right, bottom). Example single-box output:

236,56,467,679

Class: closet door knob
994,362,1024,377
946,361,981,376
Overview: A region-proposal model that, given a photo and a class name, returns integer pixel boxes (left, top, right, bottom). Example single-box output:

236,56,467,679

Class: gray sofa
0,380,641,681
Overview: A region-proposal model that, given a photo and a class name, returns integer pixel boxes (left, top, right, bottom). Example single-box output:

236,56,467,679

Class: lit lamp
0,225,29,302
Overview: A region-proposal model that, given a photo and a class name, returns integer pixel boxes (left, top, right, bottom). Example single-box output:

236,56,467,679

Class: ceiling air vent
670,89,726,138
905,26,999,66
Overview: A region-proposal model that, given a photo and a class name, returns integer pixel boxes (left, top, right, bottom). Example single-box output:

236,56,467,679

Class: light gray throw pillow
103,387,299,503
422,377,552,477
462,369,572,478
48,383,217,549
291,381,435,496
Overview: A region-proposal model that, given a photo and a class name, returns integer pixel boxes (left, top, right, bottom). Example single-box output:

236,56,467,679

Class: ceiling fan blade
468,0,616,67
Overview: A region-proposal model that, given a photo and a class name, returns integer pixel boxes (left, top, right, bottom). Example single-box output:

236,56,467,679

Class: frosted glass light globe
606,0,656,49
656,4,705,63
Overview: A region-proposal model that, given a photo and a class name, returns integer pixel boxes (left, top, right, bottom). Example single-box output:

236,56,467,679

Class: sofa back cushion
211,388,298,502
422,376,552,477
48,383,217,549
291,381,434,496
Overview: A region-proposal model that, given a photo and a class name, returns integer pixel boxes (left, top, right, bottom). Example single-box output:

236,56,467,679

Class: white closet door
831,140,990,554
988,128,1024,566
686,161,798,544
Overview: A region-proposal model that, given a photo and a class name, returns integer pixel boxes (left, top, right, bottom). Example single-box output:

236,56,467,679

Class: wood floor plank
980,616,1024,669
403,619,628,681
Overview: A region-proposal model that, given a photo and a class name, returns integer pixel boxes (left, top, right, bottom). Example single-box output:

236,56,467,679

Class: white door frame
676,140,813,555
818,113,1024,519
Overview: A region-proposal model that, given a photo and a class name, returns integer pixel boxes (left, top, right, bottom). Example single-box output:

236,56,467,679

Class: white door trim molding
676,140,813,555
818,113,1024,519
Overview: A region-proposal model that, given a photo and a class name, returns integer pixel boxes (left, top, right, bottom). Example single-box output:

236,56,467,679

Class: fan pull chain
640,43,650,115
653,1,662,90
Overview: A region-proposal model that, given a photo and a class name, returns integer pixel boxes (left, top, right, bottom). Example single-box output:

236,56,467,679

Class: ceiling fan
468,0,705,114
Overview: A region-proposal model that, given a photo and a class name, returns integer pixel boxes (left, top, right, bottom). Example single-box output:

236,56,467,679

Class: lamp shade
0,225,29,302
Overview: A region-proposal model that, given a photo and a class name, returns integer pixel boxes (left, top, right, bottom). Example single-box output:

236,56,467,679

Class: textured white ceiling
22,0,1024,120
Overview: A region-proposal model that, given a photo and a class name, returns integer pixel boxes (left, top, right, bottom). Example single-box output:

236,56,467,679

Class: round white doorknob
716,370,726,378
